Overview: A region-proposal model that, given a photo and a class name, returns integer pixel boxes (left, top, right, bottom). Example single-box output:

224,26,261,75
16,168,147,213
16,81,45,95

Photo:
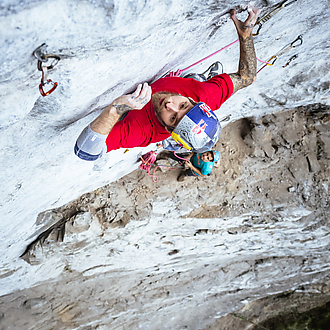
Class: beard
152,92,196,132
152,91,180,132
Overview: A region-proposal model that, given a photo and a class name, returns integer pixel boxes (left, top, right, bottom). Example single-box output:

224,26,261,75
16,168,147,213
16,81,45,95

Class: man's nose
166,102,178,112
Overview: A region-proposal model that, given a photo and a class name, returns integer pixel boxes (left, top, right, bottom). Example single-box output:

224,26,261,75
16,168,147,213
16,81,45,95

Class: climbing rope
167,39,273,77
168,39,241,77
139,112,232,182
257,35,303,73
33,43,60,97
166,0,299,78
139,150,187,182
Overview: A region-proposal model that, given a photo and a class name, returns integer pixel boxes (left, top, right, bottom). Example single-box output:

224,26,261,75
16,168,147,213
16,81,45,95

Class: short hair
154,93,197,132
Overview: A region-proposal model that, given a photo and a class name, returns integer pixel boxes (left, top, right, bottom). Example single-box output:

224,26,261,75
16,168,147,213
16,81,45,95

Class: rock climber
74,5,260,161
158,150,221,181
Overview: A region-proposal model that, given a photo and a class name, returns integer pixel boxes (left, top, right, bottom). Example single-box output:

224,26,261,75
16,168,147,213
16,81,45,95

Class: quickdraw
282,54,298,68
252,0,298,36
33,43,60,97
257,35,303,73
219,114,231,122
165,1,298,78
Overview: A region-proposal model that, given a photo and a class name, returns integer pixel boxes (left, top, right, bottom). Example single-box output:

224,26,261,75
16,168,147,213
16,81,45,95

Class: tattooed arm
228,5,260,93
90,82,152,135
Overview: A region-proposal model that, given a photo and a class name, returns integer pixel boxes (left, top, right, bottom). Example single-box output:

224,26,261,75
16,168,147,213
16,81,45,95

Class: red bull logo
192,119,207,135
200,103,213,117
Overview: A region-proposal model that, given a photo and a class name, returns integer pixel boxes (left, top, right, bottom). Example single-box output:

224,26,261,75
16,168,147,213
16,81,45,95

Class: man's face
200,151,213,162
152,92,194,129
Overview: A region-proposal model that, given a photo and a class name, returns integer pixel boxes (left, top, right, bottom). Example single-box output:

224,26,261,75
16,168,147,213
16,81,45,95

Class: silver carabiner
33,43,48,62
291,35,303,48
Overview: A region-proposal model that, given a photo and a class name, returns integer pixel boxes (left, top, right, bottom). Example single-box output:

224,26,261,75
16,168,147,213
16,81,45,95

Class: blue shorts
74,125,107,161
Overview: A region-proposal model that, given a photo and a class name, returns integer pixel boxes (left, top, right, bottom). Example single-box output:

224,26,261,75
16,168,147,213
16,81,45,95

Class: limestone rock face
0,0,330,329
2,103,329,329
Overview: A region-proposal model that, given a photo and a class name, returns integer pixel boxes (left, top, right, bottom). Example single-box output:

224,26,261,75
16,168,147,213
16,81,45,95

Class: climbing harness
139,113,232,182
33,43,60,97
257,35,303,73
253,0,298,36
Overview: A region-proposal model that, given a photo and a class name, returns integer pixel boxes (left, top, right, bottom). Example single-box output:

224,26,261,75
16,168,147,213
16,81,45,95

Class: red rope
139,151,188,182
147,163,185,183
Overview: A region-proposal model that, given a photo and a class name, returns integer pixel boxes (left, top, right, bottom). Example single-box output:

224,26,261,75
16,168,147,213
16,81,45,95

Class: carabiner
283,54,298,68
290,35,303,48
266,55,277,66
252,4,284,36
33,43,48,62
33,43,60,70
219,114,231,122
39,79,58,97
39,67,57,96
37,54,60,71
252,22,263,36
33,43,60,96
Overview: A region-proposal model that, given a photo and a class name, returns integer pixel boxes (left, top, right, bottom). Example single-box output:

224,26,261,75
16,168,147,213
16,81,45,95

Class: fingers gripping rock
130,82,152,109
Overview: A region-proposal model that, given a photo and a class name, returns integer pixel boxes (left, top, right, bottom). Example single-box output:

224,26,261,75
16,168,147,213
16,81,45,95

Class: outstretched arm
90,82,152,135
228,5,260,93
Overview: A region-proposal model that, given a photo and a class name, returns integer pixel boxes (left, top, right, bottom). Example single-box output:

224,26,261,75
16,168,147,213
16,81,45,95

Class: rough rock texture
206,278,330,329
1,0,330,328
1,103,329,329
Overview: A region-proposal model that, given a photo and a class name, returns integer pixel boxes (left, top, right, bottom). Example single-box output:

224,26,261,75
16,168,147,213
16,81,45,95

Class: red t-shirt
106,74,234,152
